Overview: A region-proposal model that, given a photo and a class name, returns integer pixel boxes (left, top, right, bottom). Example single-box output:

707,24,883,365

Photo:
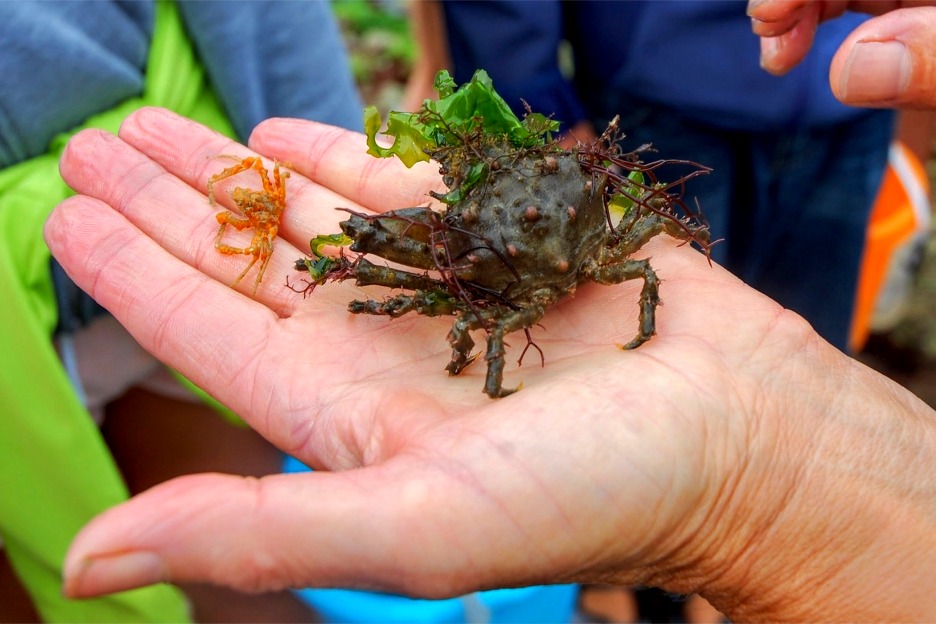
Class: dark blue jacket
443,1,872,132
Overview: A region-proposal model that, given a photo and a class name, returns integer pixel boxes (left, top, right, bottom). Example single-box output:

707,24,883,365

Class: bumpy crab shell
341,151,607,302
294,132,710,398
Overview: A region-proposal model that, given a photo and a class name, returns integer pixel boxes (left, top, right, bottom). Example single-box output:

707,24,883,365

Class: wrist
696,324,936,620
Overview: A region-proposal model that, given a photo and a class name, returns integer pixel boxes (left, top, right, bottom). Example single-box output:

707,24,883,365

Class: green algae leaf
297,233,353,281
310,233,352,256
425,69,526,142
433,70,457,98
609,170,647,216
434,161,488,205
362,70,561,168
522,112,561,142
364,106,431,167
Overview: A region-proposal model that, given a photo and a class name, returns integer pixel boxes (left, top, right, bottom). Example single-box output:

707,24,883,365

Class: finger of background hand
248,117,445,213
747,0,887,34
62,465,545,600
118,106,362,246
58,126,302,314
755,1,821,75
750,1,931,74
750,0,930,26
749,0,814,37
44,195,288,422
829,7,936,107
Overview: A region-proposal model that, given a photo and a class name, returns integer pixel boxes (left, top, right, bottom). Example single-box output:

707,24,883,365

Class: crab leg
350,258,446,292
348,290,460,319
608,213,672,261
446,316,478,376
590,259,660,350
214,218,264,290
481,305,545,398
207,156,265,207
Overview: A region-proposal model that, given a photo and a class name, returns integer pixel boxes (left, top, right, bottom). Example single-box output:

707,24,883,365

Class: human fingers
53,127,478,461
749,0,921,29
747,0,873,36
749,1,930,75
829,7,936,107
248,117,445,214
63,467,506,598
111,110,495,407
62,420,656,600
746,0,902,37
118,107,361,251
57,126,307,313
44,193,290,425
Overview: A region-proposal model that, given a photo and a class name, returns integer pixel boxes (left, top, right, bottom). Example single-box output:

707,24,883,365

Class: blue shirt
0,0,362,169
443,1,872,132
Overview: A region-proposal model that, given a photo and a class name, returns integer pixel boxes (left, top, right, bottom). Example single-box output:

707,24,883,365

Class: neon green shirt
0,2,234,620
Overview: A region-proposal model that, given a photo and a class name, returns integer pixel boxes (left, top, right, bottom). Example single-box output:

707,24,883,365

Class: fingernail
759,36,782,73
64,551,166,597
839,40,911,103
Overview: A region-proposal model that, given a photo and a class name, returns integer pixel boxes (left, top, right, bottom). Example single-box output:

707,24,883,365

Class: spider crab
295,109,712,398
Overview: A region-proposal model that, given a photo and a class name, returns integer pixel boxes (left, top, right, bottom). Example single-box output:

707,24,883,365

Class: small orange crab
207,156,289,295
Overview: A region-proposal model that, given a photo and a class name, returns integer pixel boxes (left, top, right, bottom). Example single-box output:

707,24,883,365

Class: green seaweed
363,70,560,168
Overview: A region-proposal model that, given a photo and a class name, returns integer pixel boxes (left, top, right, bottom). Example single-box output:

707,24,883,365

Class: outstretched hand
45,108,936,621
750,0,936,107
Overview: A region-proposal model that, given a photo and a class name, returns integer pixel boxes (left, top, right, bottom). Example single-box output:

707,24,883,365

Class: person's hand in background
751,0,936,107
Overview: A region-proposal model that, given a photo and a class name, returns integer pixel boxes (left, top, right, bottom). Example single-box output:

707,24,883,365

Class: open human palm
47,107,834,615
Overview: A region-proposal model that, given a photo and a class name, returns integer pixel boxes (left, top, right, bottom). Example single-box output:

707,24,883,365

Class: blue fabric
1,0,363,334
0,1,152,168
282,456,579,624
442,0,894,351
443,1,871,133
0,0,362,169
177,0,363,139
294,585,579,624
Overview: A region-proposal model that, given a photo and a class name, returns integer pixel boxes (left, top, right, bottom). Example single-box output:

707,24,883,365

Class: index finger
117,107,366,246
248,117,446,214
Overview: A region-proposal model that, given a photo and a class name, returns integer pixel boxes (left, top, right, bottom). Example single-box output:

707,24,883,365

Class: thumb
62,469,490,599
830,7,936,107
